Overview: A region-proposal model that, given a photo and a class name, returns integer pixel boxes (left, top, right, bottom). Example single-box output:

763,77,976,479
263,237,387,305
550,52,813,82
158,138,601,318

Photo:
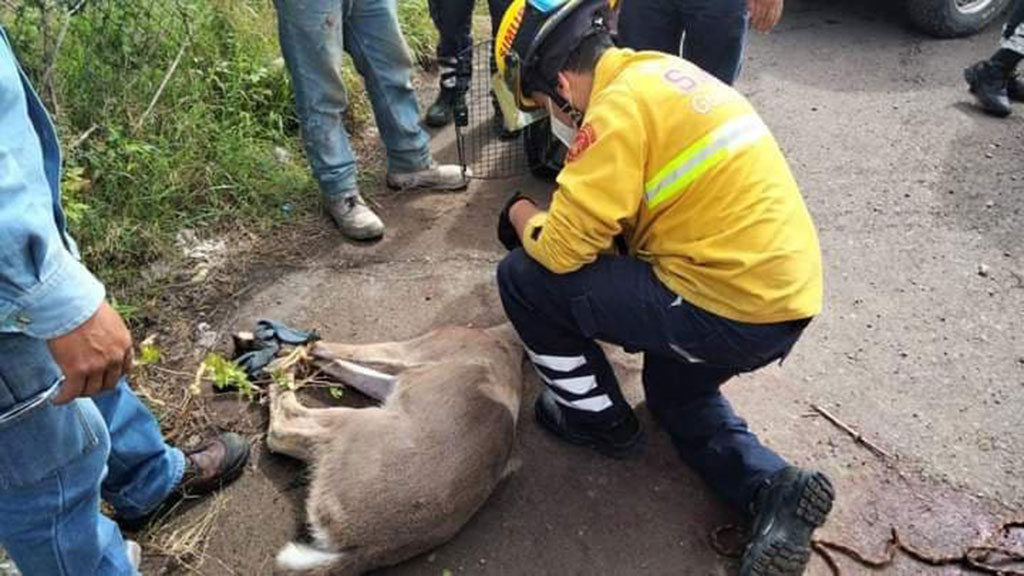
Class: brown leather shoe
178,432,251,496
118,432,250,531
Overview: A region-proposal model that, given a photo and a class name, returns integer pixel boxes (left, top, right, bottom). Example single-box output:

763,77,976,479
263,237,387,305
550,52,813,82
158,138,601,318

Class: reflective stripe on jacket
523,48,822,324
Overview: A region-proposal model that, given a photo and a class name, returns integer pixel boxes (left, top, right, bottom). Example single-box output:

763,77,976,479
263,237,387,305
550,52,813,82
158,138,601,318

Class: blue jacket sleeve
0,36,105,339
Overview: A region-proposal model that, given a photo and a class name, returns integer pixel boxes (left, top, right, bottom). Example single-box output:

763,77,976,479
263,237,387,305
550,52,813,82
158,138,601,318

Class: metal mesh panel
454,39,531,180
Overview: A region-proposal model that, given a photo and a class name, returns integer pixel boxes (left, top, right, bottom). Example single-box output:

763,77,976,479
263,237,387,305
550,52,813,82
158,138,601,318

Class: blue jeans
497,251,808,511
617,0,748,85
273,0,433,200
0,335,184,575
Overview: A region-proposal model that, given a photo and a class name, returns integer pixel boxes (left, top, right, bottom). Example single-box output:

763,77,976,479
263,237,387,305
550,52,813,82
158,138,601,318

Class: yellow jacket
523,48,822,324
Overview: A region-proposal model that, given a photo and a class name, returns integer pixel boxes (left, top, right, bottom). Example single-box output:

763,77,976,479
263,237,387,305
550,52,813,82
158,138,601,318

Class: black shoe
534,389,642,458
1007,74,1024,103
426,87,458,128
117,432,251,532
739,467,835,576
965,61,1012,117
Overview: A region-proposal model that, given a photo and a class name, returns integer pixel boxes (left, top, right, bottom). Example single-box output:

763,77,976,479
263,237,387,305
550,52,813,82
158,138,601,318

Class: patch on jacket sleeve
566,123,597,163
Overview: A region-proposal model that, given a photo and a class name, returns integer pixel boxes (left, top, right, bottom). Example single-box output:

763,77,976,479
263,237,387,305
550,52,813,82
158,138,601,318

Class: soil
132,0,1024,574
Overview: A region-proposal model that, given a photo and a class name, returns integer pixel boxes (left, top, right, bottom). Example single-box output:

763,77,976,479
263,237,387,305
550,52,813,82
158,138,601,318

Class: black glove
497,192,536,251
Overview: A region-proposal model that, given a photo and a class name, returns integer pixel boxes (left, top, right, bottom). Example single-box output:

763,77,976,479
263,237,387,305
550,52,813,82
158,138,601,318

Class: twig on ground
41,7,72,111
809,403,893,460
812,522,1024,576
188,360,204,398
135,42,188,132
149,365,193,378
271,345,311,375
67,123,99,150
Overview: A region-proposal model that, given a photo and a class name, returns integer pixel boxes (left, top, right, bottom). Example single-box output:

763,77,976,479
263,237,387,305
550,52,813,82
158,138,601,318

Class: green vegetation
0,0,437,307
137,339,164,366
202,352,253,400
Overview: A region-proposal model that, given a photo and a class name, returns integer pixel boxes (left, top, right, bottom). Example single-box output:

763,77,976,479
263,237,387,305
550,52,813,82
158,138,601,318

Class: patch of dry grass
142,492,232,574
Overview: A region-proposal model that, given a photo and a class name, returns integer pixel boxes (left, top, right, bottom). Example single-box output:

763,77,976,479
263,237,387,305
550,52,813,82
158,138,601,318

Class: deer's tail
275,541,347,573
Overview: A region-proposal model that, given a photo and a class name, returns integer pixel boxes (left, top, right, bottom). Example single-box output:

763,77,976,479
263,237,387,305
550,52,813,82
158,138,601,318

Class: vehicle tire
905,0,1011,38
524,118,565,182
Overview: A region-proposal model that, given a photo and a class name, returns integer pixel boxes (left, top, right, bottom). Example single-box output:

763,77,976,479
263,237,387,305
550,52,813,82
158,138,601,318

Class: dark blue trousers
428,0,508,62
497,250,809,511
617,0,748,85
1000,0,1024,56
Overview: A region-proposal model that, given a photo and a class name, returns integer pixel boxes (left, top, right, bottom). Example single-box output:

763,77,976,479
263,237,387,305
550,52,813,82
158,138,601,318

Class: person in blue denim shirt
273,0,472,241
618,0,784,85
0,28,250,575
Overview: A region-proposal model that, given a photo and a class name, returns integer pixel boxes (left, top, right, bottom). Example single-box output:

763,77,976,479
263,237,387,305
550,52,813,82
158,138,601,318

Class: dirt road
167,1,1023,574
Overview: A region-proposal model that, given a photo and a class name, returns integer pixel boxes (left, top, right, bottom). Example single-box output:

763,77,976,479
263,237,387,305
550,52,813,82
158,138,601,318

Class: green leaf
110,298,140,323
202,353,254,400
327,386,344,400
138,343,163,366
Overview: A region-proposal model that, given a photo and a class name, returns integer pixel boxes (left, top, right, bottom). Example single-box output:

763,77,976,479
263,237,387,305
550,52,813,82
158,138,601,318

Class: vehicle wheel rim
955,0,996,15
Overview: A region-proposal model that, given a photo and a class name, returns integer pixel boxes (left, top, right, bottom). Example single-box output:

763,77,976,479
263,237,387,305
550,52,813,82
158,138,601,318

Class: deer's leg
267,383,355,462
313,327,489,402
314,357,398,402
311,340,416,369
312,326,479,371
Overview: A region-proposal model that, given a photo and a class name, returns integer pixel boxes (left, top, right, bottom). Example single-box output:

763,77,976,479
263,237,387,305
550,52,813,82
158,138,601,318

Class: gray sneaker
386,162,471,191
326,195,385,241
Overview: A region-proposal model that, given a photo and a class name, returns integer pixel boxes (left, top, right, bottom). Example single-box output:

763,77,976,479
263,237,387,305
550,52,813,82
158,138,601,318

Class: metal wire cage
453,39,533,180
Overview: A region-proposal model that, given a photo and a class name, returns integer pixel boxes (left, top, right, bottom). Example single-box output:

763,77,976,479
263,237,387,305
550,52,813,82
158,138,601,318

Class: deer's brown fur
267,324,523,574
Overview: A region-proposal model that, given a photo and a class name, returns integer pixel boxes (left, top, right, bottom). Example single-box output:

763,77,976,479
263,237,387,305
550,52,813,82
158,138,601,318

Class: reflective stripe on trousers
525,346,614,413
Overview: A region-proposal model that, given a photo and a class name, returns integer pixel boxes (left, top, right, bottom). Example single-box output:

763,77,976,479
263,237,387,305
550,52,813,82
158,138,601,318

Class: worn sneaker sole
385,178,470,192
533,396,642,459
740,471,835,576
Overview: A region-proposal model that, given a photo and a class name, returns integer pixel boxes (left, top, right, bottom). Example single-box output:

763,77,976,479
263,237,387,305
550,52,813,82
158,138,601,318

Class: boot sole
424,116,452,129
340,228,385,242
386,180,470,192
741,472,835,576
533,398,642,459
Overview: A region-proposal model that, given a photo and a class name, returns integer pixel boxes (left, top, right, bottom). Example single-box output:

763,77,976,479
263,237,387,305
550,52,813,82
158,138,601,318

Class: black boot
534,389,642,458
426,59,459,128
426,87,458,128
964,60,1012,117
739,467,835,576
1008,73,1024,102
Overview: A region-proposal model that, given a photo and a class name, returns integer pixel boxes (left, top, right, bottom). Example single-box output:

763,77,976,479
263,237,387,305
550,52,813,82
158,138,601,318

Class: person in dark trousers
492,1,832,574
617,0,783,85
425,0,510,127
964,0,1024,117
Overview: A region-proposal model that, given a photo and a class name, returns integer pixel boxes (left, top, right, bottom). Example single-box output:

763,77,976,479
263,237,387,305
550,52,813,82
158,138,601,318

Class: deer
264,323,524,574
